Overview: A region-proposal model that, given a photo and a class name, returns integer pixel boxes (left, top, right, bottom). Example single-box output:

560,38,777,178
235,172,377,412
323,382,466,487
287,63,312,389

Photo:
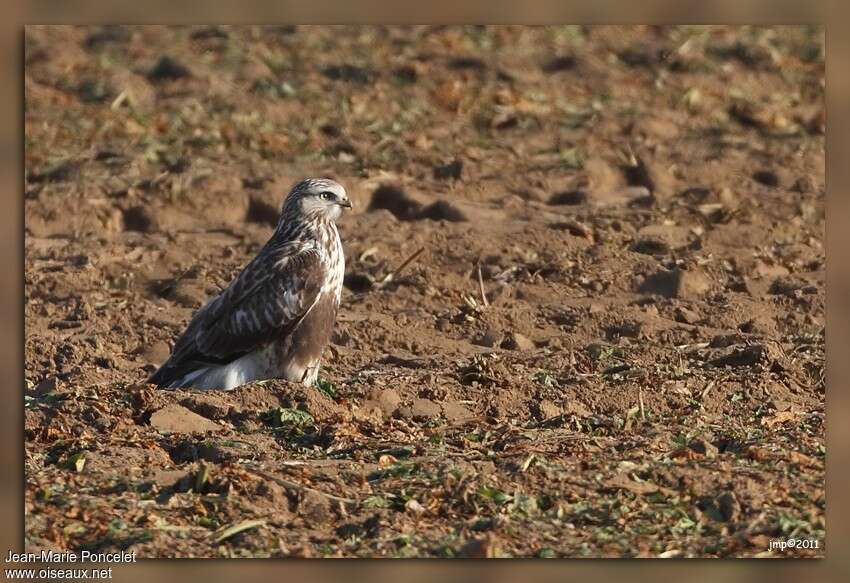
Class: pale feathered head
281,178,351,223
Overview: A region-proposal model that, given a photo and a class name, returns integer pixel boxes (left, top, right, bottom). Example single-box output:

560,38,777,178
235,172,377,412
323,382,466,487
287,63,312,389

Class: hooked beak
339,199,353,209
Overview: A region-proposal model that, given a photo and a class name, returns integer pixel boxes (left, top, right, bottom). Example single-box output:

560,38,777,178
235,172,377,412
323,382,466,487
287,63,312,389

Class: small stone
410,398,441,420
738,315,776,336
633,116,680,141
30,377,58,396
791,175,815,193
378,454,397,467
604,319,642,338
635,224,691,250
417,200,467,222
638,268,711,299
367,185,422,221
151,469,190,490
323,64,373,84
709,333,742,348
442,401,474,423
501,332,534,351
354,400,383,421
433,159,463,180
380,355,427,369
140,341,171,367
548,190,587,205
254,480,291,508
631,236,670,255
171,280,210,309
595,187,654,208
536,399,562,420
675,307,701,324
475,328,502,348
542,55,577,72
710,344,764,368
405,499,426,515
149,404,222,434
459,535,500,558
754,261,790,280
550,219,593,240
718,187,739,210
245,195,280,226
394,65,418,83
299,490,332,524
688,439,719,458
622,156,666,197
147,56,191,81
512,186,548,202
716,492,741,522
752,170,779,188
678,270,711,299
374,388,401,416
563,400,592,417
343,272,373,292
122,206,157,233
618,47,661,67
180,393,231,420
84,26,131,48
769,276,807,296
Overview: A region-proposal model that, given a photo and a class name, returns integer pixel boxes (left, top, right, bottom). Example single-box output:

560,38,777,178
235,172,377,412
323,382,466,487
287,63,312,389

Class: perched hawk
149,178,351,390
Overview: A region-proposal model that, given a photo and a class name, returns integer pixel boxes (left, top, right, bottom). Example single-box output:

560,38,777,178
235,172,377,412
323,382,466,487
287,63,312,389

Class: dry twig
476,262,489,307
376,247,425,289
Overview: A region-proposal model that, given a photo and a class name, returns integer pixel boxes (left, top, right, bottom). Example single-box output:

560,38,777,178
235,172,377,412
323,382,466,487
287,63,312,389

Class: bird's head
282,177,352,222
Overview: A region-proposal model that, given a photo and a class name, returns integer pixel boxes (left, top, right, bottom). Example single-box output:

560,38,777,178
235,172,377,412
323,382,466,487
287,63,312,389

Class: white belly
171,343,317,390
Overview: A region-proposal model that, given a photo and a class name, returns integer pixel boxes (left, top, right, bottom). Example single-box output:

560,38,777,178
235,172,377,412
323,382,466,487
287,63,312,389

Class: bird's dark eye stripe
319,191,335,200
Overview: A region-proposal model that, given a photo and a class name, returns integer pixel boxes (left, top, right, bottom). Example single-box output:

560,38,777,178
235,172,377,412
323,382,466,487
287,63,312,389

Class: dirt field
24,25,825,558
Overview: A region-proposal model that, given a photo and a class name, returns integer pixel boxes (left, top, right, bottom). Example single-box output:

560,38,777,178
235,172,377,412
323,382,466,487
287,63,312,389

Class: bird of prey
148,178,351,390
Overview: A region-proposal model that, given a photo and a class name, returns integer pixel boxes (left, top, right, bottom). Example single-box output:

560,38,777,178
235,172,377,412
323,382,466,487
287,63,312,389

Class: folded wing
149,244,325,387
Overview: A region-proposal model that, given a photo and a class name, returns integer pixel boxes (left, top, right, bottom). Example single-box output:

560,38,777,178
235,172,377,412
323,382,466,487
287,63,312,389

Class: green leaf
367,463,418,482
377,446,414,458
315,378,338,400
198,516,219,529
560,147,584,170
362,496,390,509
63,452,86,473
270,407,314,428
194,463,210,492
478,485,512,505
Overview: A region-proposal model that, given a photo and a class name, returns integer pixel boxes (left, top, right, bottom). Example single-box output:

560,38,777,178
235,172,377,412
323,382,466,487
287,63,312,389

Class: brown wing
149,244,325,386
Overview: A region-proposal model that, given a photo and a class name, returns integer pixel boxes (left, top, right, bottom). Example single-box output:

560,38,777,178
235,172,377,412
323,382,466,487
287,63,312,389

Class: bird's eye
319,191,335,201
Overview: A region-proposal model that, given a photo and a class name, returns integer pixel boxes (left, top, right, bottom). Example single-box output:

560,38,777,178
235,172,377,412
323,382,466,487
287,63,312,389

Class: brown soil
24,25,824,558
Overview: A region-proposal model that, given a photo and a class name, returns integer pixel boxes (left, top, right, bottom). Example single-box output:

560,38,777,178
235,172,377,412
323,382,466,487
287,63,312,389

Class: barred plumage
148,178,351,390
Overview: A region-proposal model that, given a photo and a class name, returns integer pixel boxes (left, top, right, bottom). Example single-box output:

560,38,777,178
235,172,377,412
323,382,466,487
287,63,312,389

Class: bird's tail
147,360,174,388
148,359,217,389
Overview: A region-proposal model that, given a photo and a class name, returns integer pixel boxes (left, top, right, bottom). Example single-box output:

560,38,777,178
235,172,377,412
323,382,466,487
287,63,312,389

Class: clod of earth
149,404,223,434
638,268,711,299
